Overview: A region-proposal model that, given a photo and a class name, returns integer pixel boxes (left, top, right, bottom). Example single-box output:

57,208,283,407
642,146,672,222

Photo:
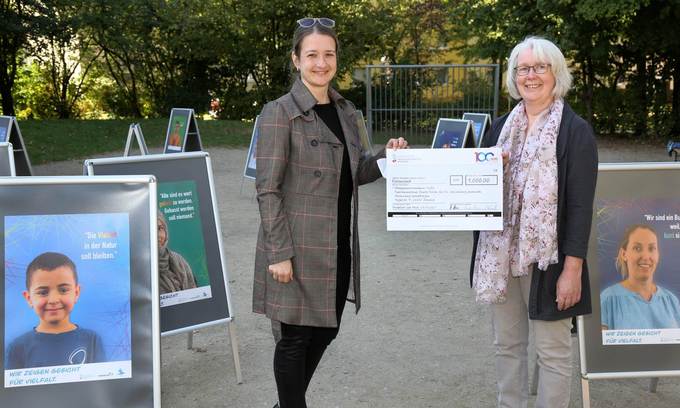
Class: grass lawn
17,118,254,165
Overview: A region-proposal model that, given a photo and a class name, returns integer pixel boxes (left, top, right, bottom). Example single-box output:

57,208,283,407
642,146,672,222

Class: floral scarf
473,98,563,304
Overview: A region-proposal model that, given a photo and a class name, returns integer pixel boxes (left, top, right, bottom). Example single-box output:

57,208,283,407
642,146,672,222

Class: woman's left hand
556,255,583,311
386,137,408,149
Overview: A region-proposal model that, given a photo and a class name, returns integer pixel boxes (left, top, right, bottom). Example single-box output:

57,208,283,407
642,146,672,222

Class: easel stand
0,116,32,175
576,312,680,408
580,373,670,408
124,123,149,156
163,320,243,384
164,108,203,153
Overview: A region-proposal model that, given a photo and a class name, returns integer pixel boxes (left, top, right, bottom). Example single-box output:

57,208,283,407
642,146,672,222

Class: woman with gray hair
469,36,598,407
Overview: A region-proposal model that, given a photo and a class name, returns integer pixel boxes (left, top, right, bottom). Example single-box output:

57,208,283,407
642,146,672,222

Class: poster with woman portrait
597,198,680,345
85,152,234,335
157,180,212,307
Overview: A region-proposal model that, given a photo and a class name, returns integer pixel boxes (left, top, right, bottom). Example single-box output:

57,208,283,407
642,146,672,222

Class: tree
450,0,680,139
31,0,103,118
0,0,44,116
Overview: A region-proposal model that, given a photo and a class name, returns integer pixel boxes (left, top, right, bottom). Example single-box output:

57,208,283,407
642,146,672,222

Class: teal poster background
166,111,188,150
158,180,209,287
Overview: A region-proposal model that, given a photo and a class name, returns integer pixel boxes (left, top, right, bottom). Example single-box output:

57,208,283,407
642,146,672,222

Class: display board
0,143,14,177
0,175,160,408
579,162,680,379
0,117,10,142
0,116,32,176
243,116,260,180
163,108,202,153
85,152,233,334
462,112,491,148
431,118,476,149
124,123,149,156
355,110,375,155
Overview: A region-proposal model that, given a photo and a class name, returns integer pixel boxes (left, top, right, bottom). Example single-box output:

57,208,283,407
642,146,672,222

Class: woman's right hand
269,259,293,283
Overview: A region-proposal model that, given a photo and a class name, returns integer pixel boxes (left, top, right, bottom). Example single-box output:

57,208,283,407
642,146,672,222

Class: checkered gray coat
252,78,384,328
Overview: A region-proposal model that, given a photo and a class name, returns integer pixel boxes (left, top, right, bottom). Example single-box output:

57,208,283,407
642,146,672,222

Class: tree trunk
583,56,595,126
0,52,17,116
634,55,648,136
672,55,680,136
0,82,15,116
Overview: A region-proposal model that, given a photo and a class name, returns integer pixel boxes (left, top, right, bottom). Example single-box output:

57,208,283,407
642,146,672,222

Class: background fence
365,64,500,145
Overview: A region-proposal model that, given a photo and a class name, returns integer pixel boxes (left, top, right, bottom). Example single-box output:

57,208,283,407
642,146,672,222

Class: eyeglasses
297,18,335,28
514,63,551,76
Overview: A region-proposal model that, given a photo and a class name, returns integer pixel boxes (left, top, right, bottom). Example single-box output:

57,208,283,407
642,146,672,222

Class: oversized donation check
386,148,503,231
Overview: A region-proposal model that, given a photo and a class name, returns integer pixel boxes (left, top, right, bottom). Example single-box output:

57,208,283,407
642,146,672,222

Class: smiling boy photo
5,252,106,369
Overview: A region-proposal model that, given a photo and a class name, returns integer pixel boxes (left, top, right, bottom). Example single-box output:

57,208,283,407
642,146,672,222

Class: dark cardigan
469,102,598,320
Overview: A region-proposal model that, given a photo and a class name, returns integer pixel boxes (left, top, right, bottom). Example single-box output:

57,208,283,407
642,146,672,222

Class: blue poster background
596,198,680,297
4,213,132,362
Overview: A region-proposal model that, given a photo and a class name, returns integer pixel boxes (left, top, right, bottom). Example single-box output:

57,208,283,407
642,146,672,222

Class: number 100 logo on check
449,175,499,185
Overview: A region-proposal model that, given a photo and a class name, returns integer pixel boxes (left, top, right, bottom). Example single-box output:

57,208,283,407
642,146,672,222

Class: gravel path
32,140,680,407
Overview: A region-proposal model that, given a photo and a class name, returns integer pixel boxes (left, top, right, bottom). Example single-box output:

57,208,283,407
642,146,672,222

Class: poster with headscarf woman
157,180,211,307
597,197,680,345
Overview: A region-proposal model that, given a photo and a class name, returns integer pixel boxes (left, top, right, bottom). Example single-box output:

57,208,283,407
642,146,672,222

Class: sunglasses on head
297,18,335,28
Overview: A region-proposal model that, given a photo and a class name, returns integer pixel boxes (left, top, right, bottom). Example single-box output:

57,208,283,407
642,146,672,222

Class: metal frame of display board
0,175,161,408
240,116,258,199
462,112,492,148
431,118,476,149
84,152,242,384
0,116,32,175
163,108,203,153
124,123,149,156
0,142,15,176
355,110,375,155
577,162,680,408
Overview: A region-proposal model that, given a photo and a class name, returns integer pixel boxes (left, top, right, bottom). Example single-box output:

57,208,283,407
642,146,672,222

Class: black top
313,102,353,248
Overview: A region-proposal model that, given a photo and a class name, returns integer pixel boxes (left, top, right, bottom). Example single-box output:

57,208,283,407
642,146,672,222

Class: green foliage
452,0,680,139
4,0,679,142
0,0,49,116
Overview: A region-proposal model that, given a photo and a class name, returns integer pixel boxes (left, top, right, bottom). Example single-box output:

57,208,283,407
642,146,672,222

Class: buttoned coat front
253,78,384,328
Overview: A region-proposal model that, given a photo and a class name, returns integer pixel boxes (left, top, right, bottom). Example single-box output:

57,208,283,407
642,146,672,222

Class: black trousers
273,244,351,408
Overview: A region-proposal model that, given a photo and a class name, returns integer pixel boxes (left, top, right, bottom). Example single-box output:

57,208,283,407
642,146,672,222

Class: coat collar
290,77,346,115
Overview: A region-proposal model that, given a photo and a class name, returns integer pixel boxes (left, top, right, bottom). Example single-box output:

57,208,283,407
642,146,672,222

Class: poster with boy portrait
597,198,680,345
4,213,132,386
0,176,159,408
